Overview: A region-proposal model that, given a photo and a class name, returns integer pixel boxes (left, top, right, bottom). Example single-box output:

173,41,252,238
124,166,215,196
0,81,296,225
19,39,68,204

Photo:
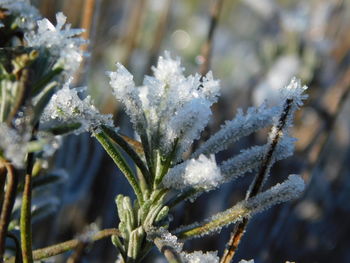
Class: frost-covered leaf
163,154,222,191
0,123,30,168
25,12,85,75
176,175,305,239
108,52,220,159
40,81,114,134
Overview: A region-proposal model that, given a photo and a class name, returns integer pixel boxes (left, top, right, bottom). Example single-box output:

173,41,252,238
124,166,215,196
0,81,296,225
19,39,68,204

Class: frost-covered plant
0,1,308,263
96,53,307,262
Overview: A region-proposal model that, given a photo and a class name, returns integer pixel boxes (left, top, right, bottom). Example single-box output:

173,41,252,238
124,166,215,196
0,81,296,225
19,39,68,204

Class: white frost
40,81,113,134
25,12,85,75
163,154,222,191
182,250,219,263
0,123,30,168
0,0,40,30
108,52,220,158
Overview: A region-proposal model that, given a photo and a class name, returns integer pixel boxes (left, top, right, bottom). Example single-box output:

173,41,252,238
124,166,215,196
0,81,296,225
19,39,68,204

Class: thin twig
80,0,96,51
220,99,293,263
66,242,87,263
0,166,6,212
5,229,120,262
6,233,22,263
0,160,18,263
199,0,226,76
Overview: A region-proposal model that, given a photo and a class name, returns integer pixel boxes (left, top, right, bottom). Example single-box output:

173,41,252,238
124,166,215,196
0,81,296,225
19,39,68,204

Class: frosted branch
176,175,305,240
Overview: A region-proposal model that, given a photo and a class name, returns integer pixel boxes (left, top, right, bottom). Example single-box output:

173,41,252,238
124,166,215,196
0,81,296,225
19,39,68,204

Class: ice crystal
40,81,113,134
163,154,222,191
0,0,40,30
182,250,219,263
280,77,308,109
25,12,85,75
0,123,30,168
108,52,220,158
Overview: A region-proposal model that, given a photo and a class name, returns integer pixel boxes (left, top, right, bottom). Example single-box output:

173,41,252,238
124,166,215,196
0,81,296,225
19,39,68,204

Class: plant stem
220,99,293,263
176,206,247,240
5,229,120,262
94,131,144,204
0,160,18,263
20,152,35,263
153,237,183,263
6,233,22,263
199,0,226,76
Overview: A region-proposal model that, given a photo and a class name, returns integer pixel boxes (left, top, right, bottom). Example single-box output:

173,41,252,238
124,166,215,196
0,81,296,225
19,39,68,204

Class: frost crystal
163,154,222,191
280,77,308,108
40,81,113,134
25,12,85,75
0,123,30,168
108,52,220,158
0,0,40,30
182,250,219,263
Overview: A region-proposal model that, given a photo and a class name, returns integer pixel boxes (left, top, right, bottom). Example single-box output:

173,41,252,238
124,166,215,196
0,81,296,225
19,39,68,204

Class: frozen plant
0,1,308,263
92,53,308,262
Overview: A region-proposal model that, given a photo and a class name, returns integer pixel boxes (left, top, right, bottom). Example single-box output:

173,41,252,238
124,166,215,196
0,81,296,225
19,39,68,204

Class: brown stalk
220,99,293,263
199,0,226,76
74,0,97,84
0,160,18,263
120,0,147,67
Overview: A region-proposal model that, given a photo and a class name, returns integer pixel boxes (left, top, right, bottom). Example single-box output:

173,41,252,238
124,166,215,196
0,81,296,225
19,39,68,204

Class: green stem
154,139,178,188
94,131,144,204
140,133,155,180
101,126,151,189
20,154,34,263
176,205,248,240
6,229,120,262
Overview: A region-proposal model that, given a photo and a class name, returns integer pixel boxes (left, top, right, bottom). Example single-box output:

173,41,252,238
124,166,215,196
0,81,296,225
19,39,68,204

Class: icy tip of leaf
286,174,305,196
280,77,308,107
40,81,114,134
152,51,184,83
107,63,135,93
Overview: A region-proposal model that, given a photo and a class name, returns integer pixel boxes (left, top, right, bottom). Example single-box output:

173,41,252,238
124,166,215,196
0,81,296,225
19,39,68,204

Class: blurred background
28,0,350,262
